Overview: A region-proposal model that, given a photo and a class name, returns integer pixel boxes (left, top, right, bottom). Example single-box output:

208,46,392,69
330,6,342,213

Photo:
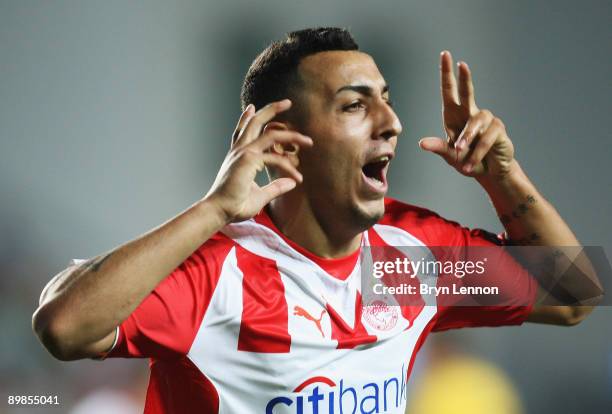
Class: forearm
427,52,602,324
478,161,602,317
33,197,229,357
33,100,310,358
477,160,578,246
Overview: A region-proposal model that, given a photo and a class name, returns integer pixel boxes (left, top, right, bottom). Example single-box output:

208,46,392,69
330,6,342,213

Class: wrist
195,195,233,228
477,159,526,193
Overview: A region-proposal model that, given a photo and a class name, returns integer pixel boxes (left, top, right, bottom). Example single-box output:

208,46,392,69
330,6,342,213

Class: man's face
294,51,402,230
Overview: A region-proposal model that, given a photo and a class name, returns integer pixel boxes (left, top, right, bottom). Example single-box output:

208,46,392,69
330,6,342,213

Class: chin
350,197,386,229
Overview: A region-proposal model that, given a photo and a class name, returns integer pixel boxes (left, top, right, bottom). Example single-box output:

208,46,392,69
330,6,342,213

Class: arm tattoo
507,232,541,246
498,194,537,226
499,195,541,245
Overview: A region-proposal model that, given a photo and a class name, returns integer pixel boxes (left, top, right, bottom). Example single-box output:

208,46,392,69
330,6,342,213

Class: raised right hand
205,99,313,223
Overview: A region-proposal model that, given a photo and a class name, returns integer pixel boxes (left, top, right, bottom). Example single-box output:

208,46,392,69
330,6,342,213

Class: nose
375,100,403,140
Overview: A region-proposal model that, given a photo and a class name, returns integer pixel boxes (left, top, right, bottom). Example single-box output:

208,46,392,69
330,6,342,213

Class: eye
343,101,365,112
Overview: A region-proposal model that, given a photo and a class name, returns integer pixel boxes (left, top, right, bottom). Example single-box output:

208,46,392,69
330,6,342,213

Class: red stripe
109,233,235,359
236,245,291,353
327,292,377,349
144,356,219,413
293,376,336,392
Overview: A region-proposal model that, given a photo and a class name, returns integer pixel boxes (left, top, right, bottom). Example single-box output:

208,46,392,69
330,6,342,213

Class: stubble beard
347,198,385,233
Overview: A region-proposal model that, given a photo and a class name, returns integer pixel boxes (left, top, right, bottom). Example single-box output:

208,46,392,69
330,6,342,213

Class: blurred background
1,0,610,413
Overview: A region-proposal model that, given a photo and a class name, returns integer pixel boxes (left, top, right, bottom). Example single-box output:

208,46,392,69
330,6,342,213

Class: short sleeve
427,217,538,332
104,233,235,359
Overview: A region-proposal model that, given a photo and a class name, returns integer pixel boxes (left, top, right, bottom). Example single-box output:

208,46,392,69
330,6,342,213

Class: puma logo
293,306,327,337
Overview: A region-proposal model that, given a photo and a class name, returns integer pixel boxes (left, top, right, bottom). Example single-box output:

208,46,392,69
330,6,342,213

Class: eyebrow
335,84,389,96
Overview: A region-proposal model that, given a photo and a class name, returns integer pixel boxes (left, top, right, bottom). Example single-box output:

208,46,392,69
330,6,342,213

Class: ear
264,121,299,156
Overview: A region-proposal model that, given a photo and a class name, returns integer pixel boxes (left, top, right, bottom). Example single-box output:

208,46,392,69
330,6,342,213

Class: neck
267,194,362,258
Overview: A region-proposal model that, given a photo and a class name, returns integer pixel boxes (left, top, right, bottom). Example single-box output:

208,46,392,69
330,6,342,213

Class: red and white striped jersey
103,198,536,413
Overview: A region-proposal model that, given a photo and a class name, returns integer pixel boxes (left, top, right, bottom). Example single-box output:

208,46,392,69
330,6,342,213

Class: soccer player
33,28,601,413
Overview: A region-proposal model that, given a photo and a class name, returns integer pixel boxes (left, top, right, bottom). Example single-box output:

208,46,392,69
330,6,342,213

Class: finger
455,110,493,152
440,51,459,108
231,104,255,146
457,61,477,114
239,99,292,146
261,153,303,183
419,137,457,165
256,178,298,205
252,130,313,152
462,123,502,173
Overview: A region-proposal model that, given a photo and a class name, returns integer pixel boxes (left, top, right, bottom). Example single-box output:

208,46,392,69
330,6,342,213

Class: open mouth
361,155,390,192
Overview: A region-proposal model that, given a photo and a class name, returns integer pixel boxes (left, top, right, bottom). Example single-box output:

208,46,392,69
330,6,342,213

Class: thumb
258,178,297,205
419,137,454,163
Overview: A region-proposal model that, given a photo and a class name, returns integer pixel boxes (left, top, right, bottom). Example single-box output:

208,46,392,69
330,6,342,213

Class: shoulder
201,231,236,251
185,232,236,271
380,197,455,232
378,197,476,246
381,198,445,226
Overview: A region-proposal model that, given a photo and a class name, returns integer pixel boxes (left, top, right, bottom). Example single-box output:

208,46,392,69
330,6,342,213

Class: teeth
372,155,389,163
366,176,383,185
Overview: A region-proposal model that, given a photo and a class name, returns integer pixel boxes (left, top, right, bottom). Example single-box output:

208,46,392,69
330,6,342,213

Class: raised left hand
419,51,516,179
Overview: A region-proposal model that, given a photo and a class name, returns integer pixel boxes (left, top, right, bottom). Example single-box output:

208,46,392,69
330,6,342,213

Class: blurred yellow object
407,355,523,414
